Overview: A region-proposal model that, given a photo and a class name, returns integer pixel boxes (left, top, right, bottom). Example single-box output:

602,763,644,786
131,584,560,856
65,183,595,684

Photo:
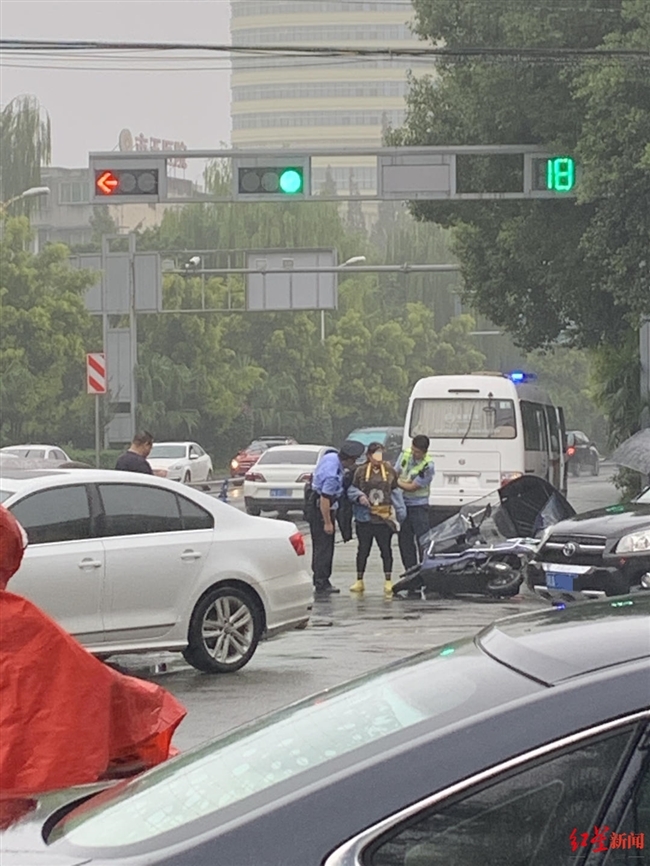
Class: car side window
10,485,91,545
177,494,214,530
365,729,634,866
52,449,66,461
97,484,182,537
189,445,199,458
27,449,46,459
604,753,649,865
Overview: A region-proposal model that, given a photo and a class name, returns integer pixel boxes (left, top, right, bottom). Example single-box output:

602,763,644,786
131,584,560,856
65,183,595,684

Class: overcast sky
1,0,233,167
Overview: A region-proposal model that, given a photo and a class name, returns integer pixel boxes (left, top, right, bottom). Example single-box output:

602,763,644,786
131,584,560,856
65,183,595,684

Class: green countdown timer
546,157,576,192
532,156,577,193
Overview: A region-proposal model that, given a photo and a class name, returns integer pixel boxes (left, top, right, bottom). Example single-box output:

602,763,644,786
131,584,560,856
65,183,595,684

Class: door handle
181,550,202,561
78,558,102,570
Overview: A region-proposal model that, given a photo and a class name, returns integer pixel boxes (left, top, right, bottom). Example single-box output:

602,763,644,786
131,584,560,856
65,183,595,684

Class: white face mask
370,451,384,463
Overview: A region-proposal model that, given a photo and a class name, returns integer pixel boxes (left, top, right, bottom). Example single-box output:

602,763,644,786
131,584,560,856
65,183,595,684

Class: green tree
0,96,51,214
0,218,99,444
391,0,649,350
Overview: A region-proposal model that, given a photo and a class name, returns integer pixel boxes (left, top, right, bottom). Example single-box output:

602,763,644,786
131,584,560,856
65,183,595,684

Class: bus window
410,399,517,440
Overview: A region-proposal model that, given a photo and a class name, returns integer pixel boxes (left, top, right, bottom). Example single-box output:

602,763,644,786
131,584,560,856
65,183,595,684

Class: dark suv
528,486,650,602
566,430,600,476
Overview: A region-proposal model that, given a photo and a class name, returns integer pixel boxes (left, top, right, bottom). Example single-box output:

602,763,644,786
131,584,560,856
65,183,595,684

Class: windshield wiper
460,404,476,445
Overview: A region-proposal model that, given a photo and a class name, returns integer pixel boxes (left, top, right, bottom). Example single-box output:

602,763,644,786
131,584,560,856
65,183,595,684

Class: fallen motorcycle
392,476,575,600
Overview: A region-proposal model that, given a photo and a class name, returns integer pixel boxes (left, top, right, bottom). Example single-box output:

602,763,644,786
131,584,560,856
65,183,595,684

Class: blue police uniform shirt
312,452,344,505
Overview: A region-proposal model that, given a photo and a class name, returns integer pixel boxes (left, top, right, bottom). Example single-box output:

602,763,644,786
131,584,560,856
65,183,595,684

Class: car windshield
149,445,186,459
257,449,321,465
636,488,650,504
53,642,536,851
348,430,389,446
410,399,517,440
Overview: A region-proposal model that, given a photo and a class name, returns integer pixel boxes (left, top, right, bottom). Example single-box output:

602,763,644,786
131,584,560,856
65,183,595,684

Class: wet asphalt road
121,466,619,752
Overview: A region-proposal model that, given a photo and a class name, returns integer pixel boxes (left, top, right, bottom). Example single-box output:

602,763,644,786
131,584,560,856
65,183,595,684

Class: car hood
549,503,650,539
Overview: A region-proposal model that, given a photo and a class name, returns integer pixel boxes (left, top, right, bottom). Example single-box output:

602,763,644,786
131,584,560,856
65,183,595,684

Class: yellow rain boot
384,580,394,596
349,579,365,593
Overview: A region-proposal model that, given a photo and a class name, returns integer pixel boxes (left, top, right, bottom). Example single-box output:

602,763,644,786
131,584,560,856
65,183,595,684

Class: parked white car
0,469,312,673
148,441,213,484
1,444,71,463
244,444,336,517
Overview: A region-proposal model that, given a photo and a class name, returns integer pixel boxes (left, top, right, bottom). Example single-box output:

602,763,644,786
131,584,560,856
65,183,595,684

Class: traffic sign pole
87,352,107,467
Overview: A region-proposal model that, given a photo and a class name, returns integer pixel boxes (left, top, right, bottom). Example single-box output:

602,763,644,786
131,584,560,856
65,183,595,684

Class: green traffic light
279,169,303,195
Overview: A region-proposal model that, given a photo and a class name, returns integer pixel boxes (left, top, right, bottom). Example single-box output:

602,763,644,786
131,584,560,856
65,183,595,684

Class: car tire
277,508,290,520
183,471,191,484
207,469,214,481
245,504,262,516
591,459,600,476
183,585,263,674
570,461,580,477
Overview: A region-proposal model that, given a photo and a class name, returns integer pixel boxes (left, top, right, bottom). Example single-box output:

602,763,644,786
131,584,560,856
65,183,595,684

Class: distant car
566,430,600,476
3,596,649,864
230,436,298,478
1,444,71,464
147,441,213,484
244,444,335,517
345,426,404,466
0,468,312,674
528,484,650,602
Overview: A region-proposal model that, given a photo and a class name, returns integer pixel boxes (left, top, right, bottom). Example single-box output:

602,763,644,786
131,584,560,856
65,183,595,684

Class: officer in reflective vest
396,435,435,571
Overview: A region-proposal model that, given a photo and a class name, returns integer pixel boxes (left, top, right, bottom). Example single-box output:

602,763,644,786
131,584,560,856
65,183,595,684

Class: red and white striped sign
87,352,107,394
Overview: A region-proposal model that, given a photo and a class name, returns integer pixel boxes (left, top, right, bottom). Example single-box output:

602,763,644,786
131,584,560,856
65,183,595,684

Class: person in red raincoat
0,505,186,798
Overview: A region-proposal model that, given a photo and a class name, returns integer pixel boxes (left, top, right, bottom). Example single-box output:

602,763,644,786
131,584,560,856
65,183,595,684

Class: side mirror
190,453,199,461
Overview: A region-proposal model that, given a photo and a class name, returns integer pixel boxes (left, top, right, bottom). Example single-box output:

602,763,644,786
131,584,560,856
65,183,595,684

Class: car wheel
245,504,262,516
591,458,600,476
569,461,580,477
183,471,191,484
207,469,214,481
183,586,262,674
277,508,290,520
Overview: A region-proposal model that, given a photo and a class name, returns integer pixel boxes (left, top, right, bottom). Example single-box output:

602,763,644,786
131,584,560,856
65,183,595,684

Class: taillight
245,472,266,482
566,446,576,456
289,531,305,556
296,472,313,483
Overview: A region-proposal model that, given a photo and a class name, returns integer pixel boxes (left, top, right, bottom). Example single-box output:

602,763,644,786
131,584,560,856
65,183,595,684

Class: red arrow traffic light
96,171,119,195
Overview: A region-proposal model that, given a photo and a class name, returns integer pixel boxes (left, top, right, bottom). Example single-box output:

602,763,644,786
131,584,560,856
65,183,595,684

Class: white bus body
403,374,566,519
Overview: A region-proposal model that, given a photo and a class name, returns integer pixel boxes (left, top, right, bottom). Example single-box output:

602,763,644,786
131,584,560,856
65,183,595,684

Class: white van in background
403,372,567,523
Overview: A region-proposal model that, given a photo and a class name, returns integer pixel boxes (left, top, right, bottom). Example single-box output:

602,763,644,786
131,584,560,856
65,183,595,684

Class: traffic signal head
95,168,159,198
532,156,577,193
238,166,305,196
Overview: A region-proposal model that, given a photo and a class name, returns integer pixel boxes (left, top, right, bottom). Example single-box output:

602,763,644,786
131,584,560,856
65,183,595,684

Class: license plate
546,571,575,590
271,489,290,497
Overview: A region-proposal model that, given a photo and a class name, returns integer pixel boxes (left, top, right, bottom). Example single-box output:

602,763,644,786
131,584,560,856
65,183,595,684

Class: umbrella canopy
611,428,650,476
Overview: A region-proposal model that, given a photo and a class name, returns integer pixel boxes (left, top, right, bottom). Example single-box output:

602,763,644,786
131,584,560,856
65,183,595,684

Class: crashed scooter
392,476,575,600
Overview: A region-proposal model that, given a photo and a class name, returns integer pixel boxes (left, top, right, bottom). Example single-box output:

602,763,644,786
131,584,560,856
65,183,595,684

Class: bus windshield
410,399,517,440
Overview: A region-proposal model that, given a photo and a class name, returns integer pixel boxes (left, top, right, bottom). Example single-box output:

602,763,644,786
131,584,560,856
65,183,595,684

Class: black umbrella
611,429,650,476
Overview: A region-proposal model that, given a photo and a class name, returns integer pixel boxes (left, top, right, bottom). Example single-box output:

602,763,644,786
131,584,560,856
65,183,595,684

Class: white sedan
1,444,71,463
148,441,213,484
0,469,312,673
244,444,336,517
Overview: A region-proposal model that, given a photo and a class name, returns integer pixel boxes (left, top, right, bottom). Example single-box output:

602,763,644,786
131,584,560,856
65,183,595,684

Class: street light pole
319,255,368,344
0,186,50,215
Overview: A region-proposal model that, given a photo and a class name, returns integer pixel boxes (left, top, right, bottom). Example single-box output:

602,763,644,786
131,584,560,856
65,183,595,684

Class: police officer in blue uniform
308,440,365,597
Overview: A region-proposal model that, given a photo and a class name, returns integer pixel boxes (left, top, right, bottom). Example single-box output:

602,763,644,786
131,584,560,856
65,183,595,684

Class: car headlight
231,459,239,469
617,529,650,553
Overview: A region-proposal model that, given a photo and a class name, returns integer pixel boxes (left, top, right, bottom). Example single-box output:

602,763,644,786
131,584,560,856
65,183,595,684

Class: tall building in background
230,0,432,196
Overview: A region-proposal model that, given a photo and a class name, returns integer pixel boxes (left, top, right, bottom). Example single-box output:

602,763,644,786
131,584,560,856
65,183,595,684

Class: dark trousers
356,521,394,575
398,506,430,571
309,510,335,589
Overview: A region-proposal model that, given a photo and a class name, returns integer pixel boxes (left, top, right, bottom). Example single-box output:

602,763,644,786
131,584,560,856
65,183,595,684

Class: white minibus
403,372,567,522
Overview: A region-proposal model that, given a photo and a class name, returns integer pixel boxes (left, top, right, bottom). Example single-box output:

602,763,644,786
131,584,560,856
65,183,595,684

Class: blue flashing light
552,602,567,610
507,370,537,384
439,647,456,657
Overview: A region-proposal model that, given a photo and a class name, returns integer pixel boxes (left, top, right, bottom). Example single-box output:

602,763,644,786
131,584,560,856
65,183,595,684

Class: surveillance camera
184,255,202,270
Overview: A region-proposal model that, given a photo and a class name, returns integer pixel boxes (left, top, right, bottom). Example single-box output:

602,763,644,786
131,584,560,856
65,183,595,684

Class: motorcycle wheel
485,571,523,598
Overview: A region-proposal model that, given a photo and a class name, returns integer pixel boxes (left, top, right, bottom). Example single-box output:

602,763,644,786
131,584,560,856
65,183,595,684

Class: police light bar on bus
507,371,538,384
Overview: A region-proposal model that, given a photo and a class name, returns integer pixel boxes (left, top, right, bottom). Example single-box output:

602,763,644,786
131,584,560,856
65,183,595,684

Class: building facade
230,0,431,195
